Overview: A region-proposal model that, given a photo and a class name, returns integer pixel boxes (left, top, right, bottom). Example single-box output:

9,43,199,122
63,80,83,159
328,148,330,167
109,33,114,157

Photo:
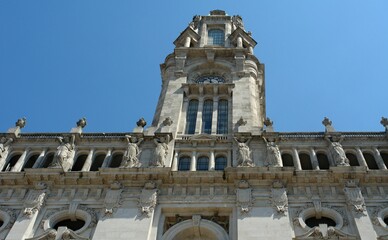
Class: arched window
363,152,379,169
3,154,21,171
202,100,213,134
208,29,225,46
215,156,227,170
381,152,388,168
40,153,54,168
53,219,86,231
71,154,88,171
305,217,336,228
281,153,294,167
178,157,190,171
217,100,228,134
90,154,105,171
299,153,313,170
346,153,359,166
109,153,123,168
185,100,199,134
197,157,209,171
317,153,330,170
22,154,40,171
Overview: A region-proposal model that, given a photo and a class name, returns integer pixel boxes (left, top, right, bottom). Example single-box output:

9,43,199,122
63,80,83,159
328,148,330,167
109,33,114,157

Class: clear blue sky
1,1,387,133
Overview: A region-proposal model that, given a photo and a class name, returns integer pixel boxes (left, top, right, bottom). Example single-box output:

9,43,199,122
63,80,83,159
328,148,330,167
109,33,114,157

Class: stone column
292,148,302,170
190,151,197,171
372,147,387,170
355,147,368,167
184,36,191,47
101,149,112,168
199,23,207,46
195,96,204,134
32,149,47,168
211,96,219,134
309,148,319,170
81,149,95,171
227,149,232,167
209,150,215,170
11,148,30,172
171,151,179,171
237,36,243,48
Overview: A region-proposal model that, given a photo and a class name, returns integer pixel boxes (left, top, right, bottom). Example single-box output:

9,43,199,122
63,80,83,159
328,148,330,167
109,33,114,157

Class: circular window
53,219,85,231
305,216,336,228
384,216,388,226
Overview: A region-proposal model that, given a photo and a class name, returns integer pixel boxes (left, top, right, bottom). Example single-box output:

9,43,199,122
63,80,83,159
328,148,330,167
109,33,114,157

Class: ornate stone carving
162,117,173,126
381,117,388,132
139,182,158,217
192,215,201,226
136,117,147,128
322,117,335,132
120,135,143,168
236,117,247,126
271,181,288,214
232,15,244,29
16,117,27,128
104,182,122,217
263,137,282,167
234,137,254,167
151,135,170,167
23,182,48,217
325,136,349,166
189,15,201,29
236,180,253,215
49,135,75,172
296,225,356,239
76,117,87,128
264,117,274,132
344,181,365,213
0,137,13,167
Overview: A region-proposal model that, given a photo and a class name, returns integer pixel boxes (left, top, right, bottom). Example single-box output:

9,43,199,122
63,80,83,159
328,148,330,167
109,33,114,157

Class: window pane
197,157,209,171
178,157,190,171
208,29,224,46
215,157,227,170
202,100,213,134
217,100,228,134
185,100,199,134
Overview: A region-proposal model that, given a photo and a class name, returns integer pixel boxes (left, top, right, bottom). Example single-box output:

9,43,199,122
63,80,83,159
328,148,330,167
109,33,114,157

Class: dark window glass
197,157,209,171
346,153,359,166
90,154,105,171
71,155,88,171
381,152,388,168
22,154,39,171
53,219,85,231
217,100,228,134
3,154,21,171
178,157,190,171
363,152,379,169
208,29,225,46
40,153,54,168
109,154,123,168
185,100,199,134
281,154,294,167
215,157,227,170
317,153,330,170
202,100,213,134
299,153,313,170
305,217,336,228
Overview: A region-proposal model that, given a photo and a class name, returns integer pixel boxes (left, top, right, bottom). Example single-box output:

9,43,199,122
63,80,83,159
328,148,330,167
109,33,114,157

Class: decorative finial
237,117,247,126
76,117,87,128
322,117,335,132
264,117,273,127
381,117,388,131
162,117,173,127
15,117,26,129
137,118,147,128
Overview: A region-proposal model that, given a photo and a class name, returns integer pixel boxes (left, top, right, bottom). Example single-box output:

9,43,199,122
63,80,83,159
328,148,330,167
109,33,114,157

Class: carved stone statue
263,137,282,167
189,15,201,29
0,137,13,165
49,135,75,171
15,117,27,128
344,181,365,213
121,135,143,168
325,136,349,166
232,15,244,29
234,137,254,167
271,181,288,214
151,135,170,167
322,117,335,132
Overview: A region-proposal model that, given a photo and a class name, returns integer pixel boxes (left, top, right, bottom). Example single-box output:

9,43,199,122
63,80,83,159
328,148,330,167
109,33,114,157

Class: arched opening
299,153,312,170
316,153,330,169
197,156,209,171
71,154,88,171
178,157,190,171
40,153,54,168
346,153,359,166
90,154,105,171
109,153,123,168
22,154,39,171
53,218,85,231
0,220,3,227
381,152,388,168
215,156,227,170
384,216,388,226
3,154,21,171
281,153,294,167
363,152,379,169
305,216,336,228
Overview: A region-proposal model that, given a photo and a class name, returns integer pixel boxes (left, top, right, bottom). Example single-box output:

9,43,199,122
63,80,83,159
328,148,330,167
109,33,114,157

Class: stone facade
1,10,388,240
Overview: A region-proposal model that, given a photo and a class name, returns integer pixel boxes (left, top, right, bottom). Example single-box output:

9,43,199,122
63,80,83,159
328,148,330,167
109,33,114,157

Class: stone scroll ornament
48,135,76,172
139,182,158,218
151,135,170,167
23,182,48,217
344,181,365,213
263,137,282,167
120,135,143,168
325,136,350,166
234,137,255,167
236,180,253,215
271,181,288,214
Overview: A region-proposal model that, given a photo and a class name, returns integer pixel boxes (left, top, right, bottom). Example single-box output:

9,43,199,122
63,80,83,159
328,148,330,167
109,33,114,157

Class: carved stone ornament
189,15,201,29
49,135,76,172
104,182,123,217
236,117,247,126
381,117,388,131
136,117,147,128
234,137,255,167
263,137,282,167
139,182,158,217
322,117,335,132
271,181,288,214
0,137,13,167
16,117,27,128
162,117,173,126
151,135,170,167
325,136,349,166
232,15,244,29
344,181,365,213
295,225,356,240
23,183,48,217
236,180,253,215
76,117,87,128
120,135,143,168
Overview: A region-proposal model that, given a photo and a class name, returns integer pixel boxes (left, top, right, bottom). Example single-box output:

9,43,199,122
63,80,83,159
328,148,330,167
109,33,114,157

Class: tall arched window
178,157,190,171
208,29,225,46
217,100,228,134
215,156,227,170
197,156,209,171
185,100,199,134
202,100,213,134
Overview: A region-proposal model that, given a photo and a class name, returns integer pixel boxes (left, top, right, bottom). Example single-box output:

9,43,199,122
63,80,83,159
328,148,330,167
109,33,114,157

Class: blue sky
1,1,387,133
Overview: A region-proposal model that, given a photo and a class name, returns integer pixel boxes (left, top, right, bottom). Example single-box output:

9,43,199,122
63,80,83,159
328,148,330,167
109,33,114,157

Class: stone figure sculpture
121,135,143,168
325,136,349,166
49,135,75,171
263,137,282,167
152,135,170,167
234,137,254,167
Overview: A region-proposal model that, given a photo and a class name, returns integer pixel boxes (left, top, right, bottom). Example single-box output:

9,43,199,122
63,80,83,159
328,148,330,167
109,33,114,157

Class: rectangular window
202,100,213,134
217,100,228,134
185,100,199,134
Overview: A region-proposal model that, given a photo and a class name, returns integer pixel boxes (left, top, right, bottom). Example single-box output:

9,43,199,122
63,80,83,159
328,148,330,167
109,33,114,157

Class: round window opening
305,217,336,228
384,216,388,226
0,220,3,228
53,219,86,231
